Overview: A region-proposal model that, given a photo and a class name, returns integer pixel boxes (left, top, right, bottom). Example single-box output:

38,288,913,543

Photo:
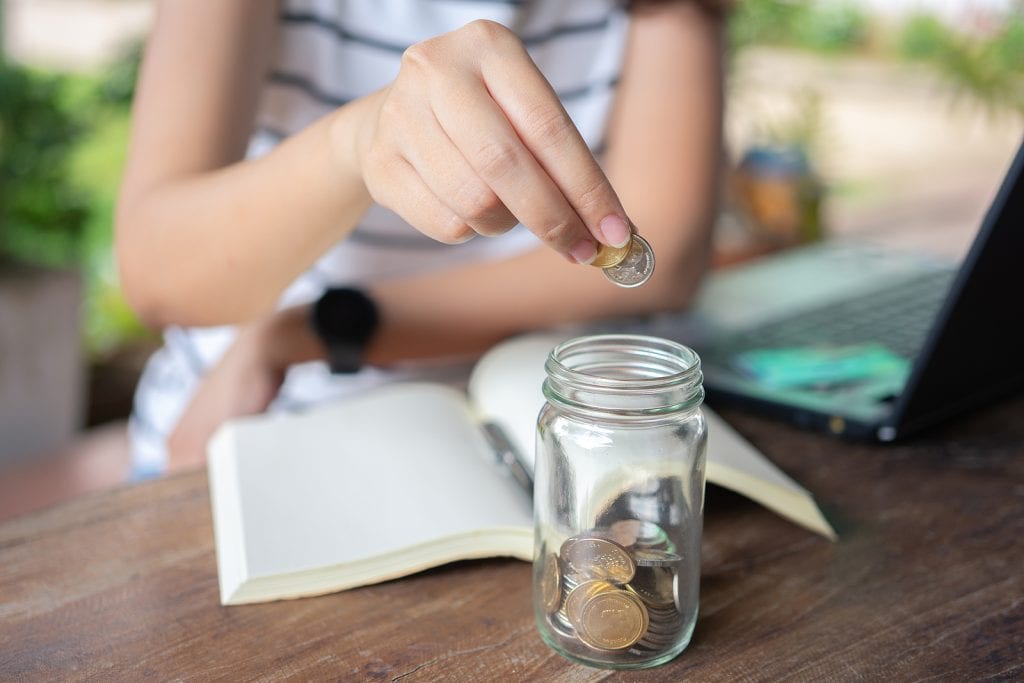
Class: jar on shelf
532,334,707,669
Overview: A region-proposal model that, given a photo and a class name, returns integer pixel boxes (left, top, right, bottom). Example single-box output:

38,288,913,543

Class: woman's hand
343,20,634,265
166,307,324,472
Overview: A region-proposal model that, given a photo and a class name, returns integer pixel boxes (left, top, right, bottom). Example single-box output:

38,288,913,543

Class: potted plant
0,59,91,466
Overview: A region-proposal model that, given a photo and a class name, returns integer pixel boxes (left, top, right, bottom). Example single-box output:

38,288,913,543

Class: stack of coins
539,520,686,658
592,226,655,289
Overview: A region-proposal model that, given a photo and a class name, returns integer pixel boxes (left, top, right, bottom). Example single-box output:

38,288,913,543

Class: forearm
361,246,673,366
257,249,674,372
605,1,726,303
116,98,377,328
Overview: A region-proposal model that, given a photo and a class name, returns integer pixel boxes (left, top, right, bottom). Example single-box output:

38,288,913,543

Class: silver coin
607,519,670,550
633,548,683,567
603,234,654,288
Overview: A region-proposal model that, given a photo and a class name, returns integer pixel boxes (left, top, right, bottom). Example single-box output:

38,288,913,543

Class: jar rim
545,334,702,392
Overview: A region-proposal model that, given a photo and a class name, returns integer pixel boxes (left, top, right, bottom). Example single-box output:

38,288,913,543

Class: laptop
621,139,1024,442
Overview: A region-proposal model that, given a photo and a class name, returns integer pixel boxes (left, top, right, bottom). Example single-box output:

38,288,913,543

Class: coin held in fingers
591,241,632,268
602,234,655,288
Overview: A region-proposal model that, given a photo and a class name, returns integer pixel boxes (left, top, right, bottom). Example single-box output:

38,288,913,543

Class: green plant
793,1,868,53
0,63,90,266
729,0,809,52
96,40,143,107
910,12,1024,121
898,12,951,61
991,13,1024,71
728,0,867,55
1,50,153,355
61,54,154,355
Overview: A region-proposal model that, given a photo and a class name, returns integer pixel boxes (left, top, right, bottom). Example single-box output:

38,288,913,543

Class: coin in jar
603,234,654,288
633,548,683,567
628,565,676,607
538,552,562,614
607,519,671,550
564,579,618,628
560,535,635,583
577,590,649,651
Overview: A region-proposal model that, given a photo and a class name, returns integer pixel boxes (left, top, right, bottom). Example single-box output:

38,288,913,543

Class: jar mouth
546,334,702,389
544,335,704,415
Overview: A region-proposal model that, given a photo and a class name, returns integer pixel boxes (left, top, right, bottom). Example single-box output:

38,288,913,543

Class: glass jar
532,334,707,669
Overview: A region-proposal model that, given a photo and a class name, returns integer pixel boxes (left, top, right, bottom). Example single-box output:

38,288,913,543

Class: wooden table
3,395,1023,682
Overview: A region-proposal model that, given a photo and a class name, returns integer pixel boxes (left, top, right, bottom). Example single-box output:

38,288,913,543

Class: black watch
310,287,380,374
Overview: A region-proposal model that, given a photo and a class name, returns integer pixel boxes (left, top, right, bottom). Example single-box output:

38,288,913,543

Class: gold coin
538,553,562,615
591,241,632,268
564,579,617,629
577,590,649,651
560,535,635,584
590,222,638,268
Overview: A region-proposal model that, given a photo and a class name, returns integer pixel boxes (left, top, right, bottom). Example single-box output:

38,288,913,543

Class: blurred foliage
1,44,152,356
96,40,143,107
729,0,1023,121
899,11,1024,120
791,2,868,52
70,43,153,355
897,12,950,61
0,63,90,267
752,88,826,158
729,0,809,50
69,95,152,355
729,0,868,53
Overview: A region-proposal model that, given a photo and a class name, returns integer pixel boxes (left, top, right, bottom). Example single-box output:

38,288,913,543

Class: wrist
327,89,386,199
247,305,327,372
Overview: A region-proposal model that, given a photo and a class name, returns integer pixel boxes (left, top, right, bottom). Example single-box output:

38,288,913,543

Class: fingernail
600,215,632,248
569,239,598,265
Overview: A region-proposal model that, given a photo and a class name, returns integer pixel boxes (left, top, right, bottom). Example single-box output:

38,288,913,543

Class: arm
115,0,374,327
117,4,636,328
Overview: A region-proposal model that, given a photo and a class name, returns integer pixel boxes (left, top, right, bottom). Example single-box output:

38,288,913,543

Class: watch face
313,288,379,373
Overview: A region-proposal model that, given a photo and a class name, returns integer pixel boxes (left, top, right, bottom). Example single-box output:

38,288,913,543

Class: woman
116,0,727,477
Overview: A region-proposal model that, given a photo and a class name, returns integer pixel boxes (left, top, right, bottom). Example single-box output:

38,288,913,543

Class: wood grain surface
2,396,1022,682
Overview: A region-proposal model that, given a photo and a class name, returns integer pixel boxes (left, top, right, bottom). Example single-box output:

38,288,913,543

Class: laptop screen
887,140,1024,440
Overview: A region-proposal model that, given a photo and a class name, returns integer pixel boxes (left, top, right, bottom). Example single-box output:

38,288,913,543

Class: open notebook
208,333,835,605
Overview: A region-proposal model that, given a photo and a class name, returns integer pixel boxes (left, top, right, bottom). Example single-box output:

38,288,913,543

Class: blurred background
0,1,1021,485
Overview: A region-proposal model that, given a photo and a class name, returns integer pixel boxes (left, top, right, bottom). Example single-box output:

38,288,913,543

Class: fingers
361,20,633,263
476,24,634,251
402,110,518,238
369,156,476,245
431,80,598,262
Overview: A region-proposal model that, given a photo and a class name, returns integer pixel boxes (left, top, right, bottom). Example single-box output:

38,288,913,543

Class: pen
481,421,534,501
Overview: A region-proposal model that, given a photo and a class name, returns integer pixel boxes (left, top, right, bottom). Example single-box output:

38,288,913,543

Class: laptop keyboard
712,268,956,360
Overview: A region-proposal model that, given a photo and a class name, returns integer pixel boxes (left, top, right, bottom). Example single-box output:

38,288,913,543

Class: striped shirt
129,0,631,477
